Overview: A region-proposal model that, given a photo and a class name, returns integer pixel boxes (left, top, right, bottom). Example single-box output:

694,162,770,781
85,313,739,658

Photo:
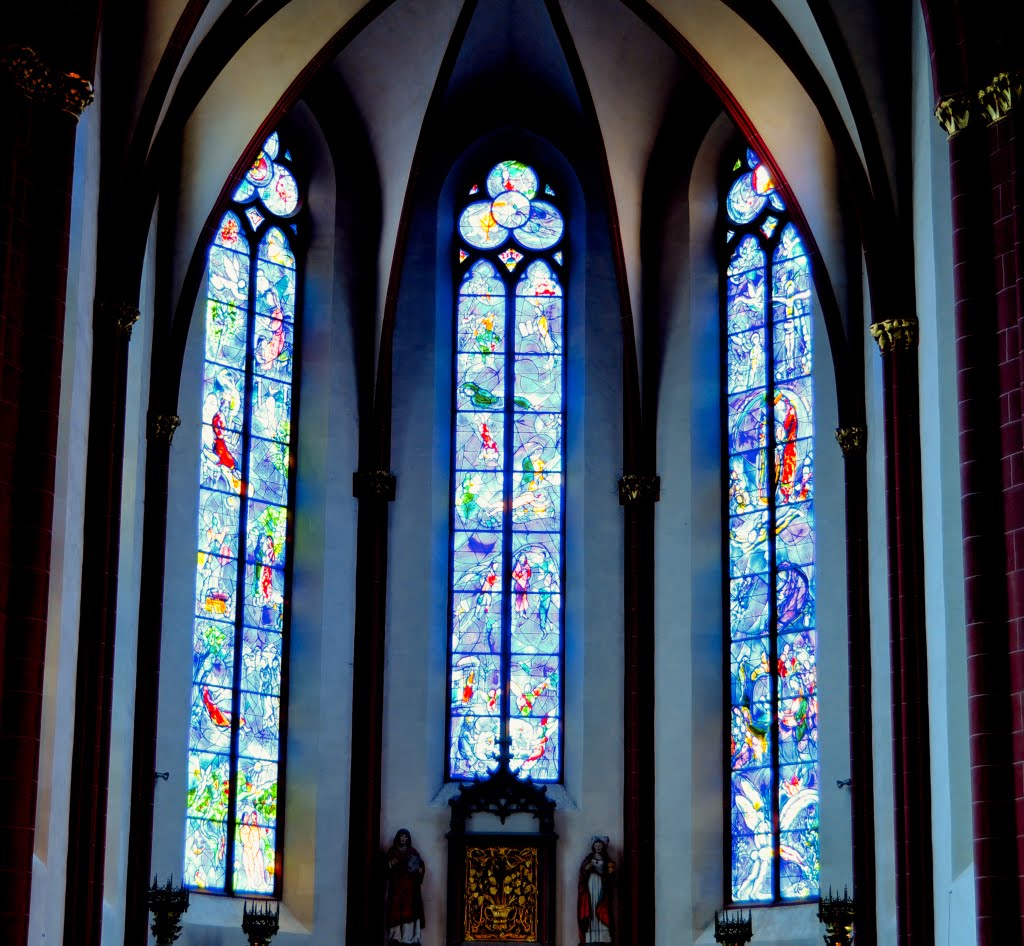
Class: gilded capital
618,472,660,505
934,92,972,140
352,469,396,501
101,301,141,339
869,318,918,355
148,413,181,443
835,426,866,456
978,71,1023,125
1,45,94,120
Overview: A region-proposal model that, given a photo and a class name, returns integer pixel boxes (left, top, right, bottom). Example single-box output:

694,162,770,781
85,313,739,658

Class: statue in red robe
577,837,615,944
385,829,425,945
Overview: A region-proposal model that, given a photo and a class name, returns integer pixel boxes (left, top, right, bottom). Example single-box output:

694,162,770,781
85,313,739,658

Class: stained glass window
448,159,565,782
724,148,818,903
186,130,301,895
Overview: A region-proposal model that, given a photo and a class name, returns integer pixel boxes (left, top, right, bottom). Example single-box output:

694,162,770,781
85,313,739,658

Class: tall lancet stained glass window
448,159,566,782
724,149,818,902
186,130,301,894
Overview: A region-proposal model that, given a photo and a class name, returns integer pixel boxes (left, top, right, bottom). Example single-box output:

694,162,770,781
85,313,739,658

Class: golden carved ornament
101,301,141,339
618,472,660,505
1,44,94,120
934,91,973,139
148,413,181,444
869,318,918,355
834,426,866,456
463,845,539,942
978,71,1023,125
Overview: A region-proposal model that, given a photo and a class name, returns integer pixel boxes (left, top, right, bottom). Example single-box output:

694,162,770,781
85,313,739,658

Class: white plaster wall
149,103,358,944
28,71,100,946
910,5,975,945
656,112,851,946
385,143,623,946
102,198,158,946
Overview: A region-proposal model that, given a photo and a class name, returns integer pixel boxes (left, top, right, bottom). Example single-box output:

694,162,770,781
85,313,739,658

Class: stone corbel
617,472,660,505
352,469,397,501
1,44,94,120
869,318,918,355
834,426,867,457
101,300,141,340
147,413,181,444
934,91,973,140
978,71,1023,125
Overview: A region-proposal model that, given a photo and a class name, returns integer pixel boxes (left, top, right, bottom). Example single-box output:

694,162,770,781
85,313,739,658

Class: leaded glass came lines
449,160,565,783
724,149,819,904
186,131,300,896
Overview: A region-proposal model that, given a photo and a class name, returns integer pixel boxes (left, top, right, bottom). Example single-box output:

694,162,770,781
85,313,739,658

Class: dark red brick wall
0,80,83,946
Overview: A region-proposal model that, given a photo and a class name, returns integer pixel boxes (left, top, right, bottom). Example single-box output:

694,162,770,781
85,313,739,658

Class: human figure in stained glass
577,837,615,944
384,829,425,946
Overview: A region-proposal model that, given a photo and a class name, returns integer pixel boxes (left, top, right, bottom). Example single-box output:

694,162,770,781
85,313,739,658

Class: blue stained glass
449,161,565,782
486,160,539,199
727,173,767,224
240,627,283,695
451,654,501,715
452,592,503,654
511,655,560,718
237,692,280,759
205,301,248,368
198,491,241,558
455,412,504,469
460,201,509,249
250,377,292,443
185,818,228,889
256,261,296,321
191,684,235,752
725,152,816,902
187,751,231,820
514,414,562,473
209,245,250,307
458,293,504,354
514,355,562,412
453,472,504,531
515,296,562,355
450,716,500,779
253,316,294,380
511,471,561,530
511,592,561,655
188,129,299,894
195,552,237,622
233,820,276,895
509,717,559,780
513,201,563,250
452,532,503,594
248,438,290,505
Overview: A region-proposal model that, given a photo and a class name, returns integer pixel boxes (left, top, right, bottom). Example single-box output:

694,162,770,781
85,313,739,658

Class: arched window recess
723,147,819,904
447,158,567,784
185,129,303,896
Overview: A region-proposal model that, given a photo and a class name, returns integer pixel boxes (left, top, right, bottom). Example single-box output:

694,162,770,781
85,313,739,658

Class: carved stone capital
352,469,396,501
618,472,660,505
148,413,181,444
1,45,94,120
979,71,1023,125
101,300,141,339
934,92,973,139
869,318,918,355
835,426,867,456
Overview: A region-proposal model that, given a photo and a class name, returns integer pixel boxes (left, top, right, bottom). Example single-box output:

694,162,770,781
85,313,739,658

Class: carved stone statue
385,829,425,945
577,836,615,944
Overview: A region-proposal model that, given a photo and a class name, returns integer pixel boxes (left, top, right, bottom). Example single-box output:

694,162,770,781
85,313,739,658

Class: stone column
0,38,95,946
